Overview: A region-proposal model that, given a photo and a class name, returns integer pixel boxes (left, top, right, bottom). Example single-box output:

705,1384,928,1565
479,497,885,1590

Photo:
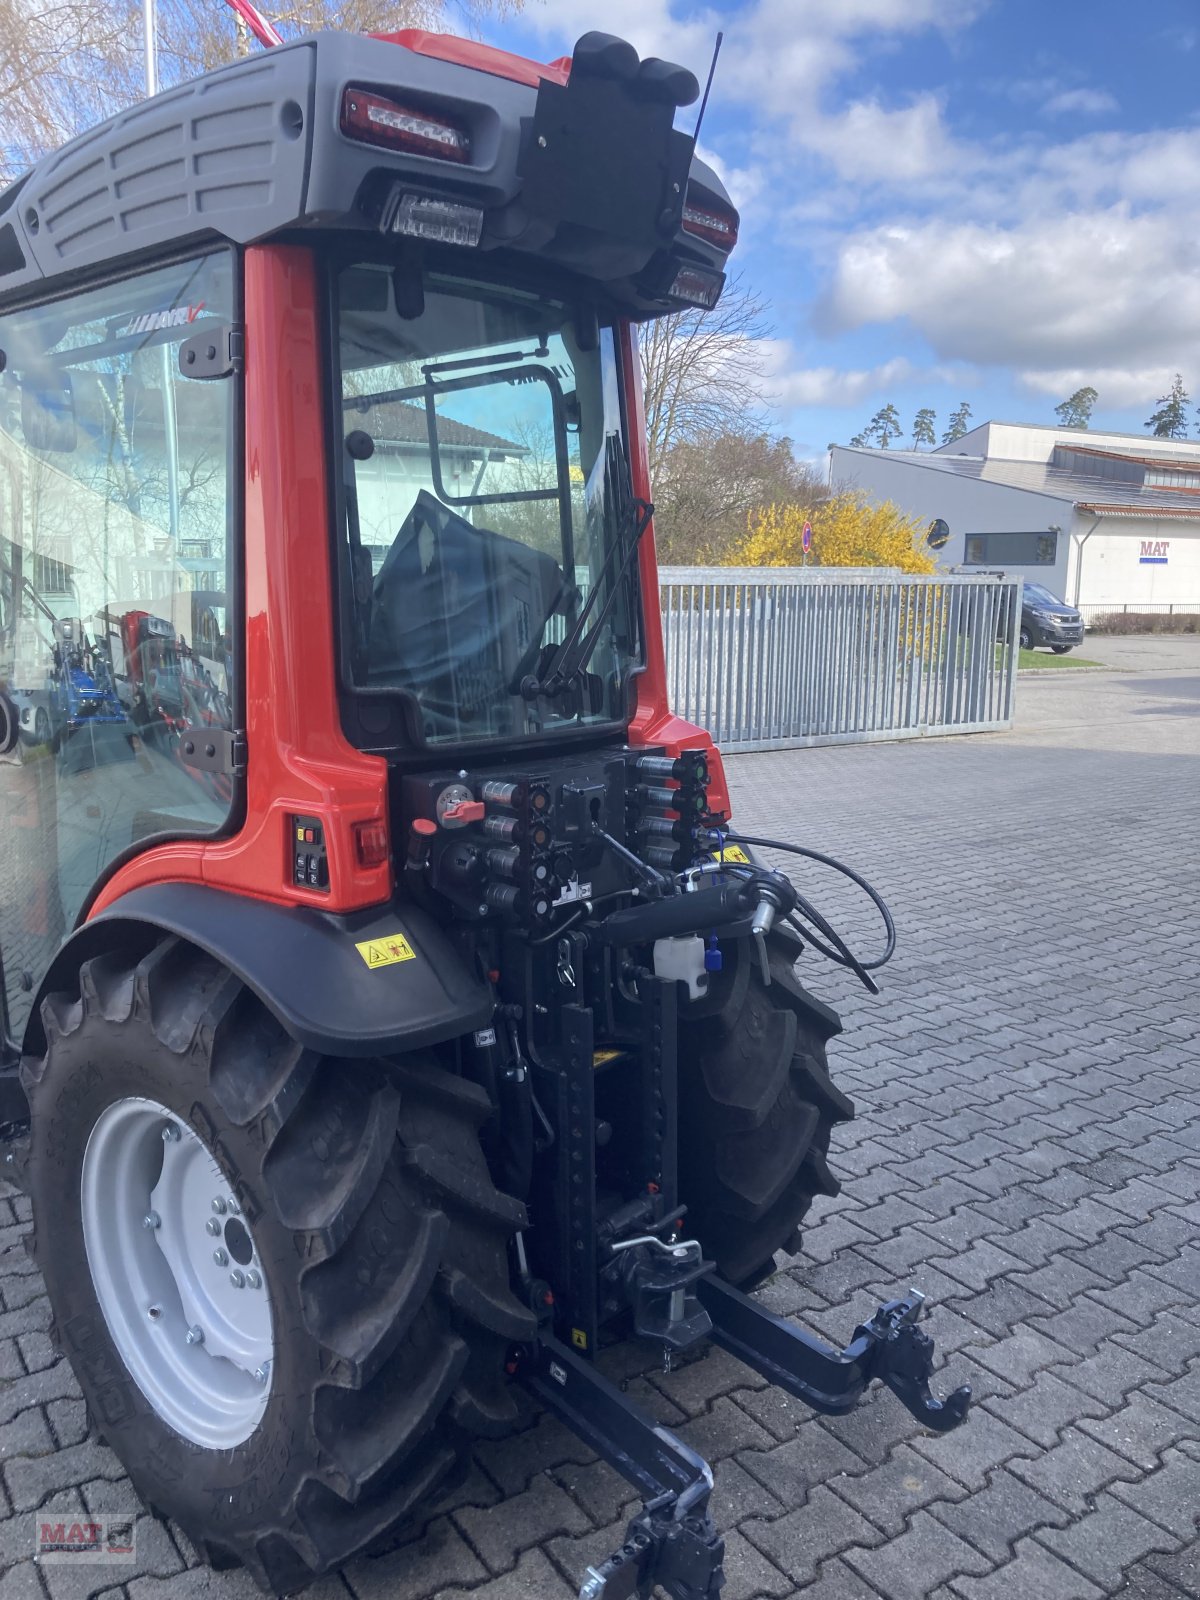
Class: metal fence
1079,601,1200,626
659,568,1022,752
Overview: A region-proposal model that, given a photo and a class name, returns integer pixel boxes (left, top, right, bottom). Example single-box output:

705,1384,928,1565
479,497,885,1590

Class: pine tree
1054,386,1098,429
1145,375,1190,439
867,403,902,448
848,432,868,447
911,408,936,448
941,402,972,445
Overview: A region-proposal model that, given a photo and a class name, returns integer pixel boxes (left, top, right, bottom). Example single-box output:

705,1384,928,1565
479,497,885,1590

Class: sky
480,0,1200,462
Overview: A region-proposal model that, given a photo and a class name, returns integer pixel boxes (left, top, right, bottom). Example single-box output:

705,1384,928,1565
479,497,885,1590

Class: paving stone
648,1346,764,1416
737,1423,867,1507
842,1510,991,1600
950,1537,1104,1600
716,1528,792,1600
454,1478,591,1574
1036,1493,1181,1586
546,1460,635,1530
741,1485,886,1588
910,1408,1035,1492
1078,1394,1194,1471
676,1397,775,1463
1108,1447,1200,1541
962,1326,1078,1389
1142,1546,1200,1598
1028,1294,1143,1354
930,1466,1071,1561
829,1442,969,1537
346,1516,487,1599
988,1370,1108,1449
416,1547,557,1600
5,1446,125,1515
1058,1344,1172,1407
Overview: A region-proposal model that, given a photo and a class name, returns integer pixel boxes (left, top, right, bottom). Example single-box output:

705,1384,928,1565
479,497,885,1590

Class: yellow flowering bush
731,494,937,575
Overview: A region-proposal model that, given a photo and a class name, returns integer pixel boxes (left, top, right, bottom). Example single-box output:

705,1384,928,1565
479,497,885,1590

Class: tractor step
518,1290,969,1600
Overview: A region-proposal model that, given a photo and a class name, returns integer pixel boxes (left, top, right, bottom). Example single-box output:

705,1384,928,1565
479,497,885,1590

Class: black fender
23,883,493,1061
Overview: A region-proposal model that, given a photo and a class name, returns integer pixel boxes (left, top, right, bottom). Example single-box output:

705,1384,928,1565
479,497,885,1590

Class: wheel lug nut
213,1248,228,1267
143,1211,160,1230
211,1197,227,1215
161,1123,180,1143
246,1269,262,1289
229,1269,245,1288
229,1201,241,1217
185,1325,204,1346
254,1363,270,1385
206,1218,221,1236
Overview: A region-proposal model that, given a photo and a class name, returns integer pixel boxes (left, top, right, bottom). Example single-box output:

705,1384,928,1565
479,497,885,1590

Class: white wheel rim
80,1096,273,1448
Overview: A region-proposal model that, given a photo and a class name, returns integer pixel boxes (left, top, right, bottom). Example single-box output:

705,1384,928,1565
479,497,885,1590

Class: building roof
342,399,524,455
836,445,1200,521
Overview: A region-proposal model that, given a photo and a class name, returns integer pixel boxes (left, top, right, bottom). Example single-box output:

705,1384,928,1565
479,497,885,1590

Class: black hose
720,830,897,977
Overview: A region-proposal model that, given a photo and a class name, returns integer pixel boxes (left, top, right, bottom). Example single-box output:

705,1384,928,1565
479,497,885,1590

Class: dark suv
1016,582,1085,653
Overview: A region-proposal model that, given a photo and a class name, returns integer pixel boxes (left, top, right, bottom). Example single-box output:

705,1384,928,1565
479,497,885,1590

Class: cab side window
0,253,237,1041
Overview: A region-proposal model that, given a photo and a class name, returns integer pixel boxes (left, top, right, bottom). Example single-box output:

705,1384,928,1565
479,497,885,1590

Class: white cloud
747,343,917,406
1018,367,1187,410
822,208,1200,371
1042,87,1118,118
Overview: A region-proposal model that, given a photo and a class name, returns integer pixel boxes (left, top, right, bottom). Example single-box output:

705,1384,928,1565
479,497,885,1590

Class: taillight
682,196,739,251
340,87,471,164
353,818,390,869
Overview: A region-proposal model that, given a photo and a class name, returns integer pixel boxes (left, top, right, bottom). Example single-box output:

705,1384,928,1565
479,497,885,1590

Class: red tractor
0,22,969,1598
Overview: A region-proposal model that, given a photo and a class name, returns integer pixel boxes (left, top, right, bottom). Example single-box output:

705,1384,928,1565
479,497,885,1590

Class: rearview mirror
21,372,77,453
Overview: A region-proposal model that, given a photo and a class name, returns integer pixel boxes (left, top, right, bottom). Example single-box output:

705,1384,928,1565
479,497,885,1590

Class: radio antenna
691,31,724,150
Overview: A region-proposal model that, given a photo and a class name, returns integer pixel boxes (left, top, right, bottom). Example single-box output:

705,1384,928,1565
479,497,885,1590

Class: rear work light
382,191,484,247
682,198,739,252
340,87,471,163
668,264,726,309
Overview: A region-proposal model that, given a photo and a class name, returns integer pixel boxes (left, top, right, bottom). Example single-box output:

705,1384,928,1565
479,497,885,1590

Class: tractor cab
0,26,968,1600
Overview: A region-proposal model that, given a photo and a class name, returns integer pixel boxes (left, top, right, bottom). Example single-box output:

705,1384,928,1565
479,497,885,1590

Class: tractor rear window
334,264,640,747
0,252,238,1042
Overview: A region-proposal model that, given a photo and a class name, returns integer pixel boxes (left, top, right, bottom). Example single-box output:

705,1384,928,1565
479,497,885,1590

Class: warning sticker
592,1048,625,1067
571,1327,588,1350
355,933,417,969
711,844,751,865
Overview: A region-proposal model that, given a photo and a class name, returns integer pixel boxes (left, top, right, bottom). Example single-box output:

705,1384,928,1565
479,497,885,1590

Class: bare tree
1,0,524,181
639,275,773,487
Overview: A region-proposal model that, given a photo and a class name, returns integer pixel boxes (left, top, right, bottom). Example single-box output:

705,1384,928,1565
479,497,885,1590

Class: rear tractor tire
21,937,534,1593
678,931,854,1285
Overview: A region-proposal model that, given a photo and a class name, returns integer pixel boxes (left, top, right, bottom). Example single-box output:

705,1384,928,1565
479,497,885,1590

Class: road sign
802,521,812,554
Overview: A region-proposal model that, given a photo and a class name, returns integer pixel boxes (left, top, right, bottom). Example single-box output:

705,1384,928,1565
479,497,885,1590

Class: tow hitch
519,1283,970,1600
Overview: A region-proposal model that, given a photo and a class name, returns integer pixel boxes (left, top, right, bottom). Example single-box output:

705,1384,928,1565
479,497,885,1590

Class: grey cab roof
0,30,732,313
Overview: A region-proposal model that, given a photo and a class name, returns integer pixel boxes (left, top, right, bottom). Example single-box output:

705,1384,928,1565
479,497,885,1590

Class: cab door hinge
178,323,244,381
180,728,247,778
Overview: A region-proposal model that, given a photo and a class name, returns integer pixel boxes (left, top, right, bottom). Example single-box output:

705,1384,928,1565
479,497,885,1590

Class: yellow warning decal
711,844,751,865
355,933,417,969
593,1048,624,1067
571,1327,589,1349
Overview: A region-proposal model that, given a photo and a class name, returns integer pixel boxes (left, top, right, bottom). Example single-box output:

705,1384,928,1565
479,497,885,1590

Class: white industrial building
830,422,1200,618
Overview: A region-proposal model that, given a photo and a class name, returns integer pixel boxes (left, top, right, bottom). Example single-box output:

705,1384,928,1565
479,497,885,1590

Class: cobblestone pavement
0,661,1197,1600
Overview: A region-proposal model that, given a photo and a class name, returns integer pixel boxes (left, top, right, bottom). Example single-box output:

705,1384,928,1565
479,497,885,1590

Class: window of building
963,531,1057,566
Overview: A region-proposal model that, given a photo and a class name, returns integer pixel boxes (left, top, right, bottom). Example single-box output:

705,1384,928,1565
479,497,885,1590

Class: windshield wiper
520,494,653,701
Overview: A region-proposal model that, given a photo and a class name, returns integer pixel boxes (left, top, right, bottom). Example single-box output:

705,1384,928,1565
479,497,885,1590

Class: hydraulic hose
716,831,897,987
